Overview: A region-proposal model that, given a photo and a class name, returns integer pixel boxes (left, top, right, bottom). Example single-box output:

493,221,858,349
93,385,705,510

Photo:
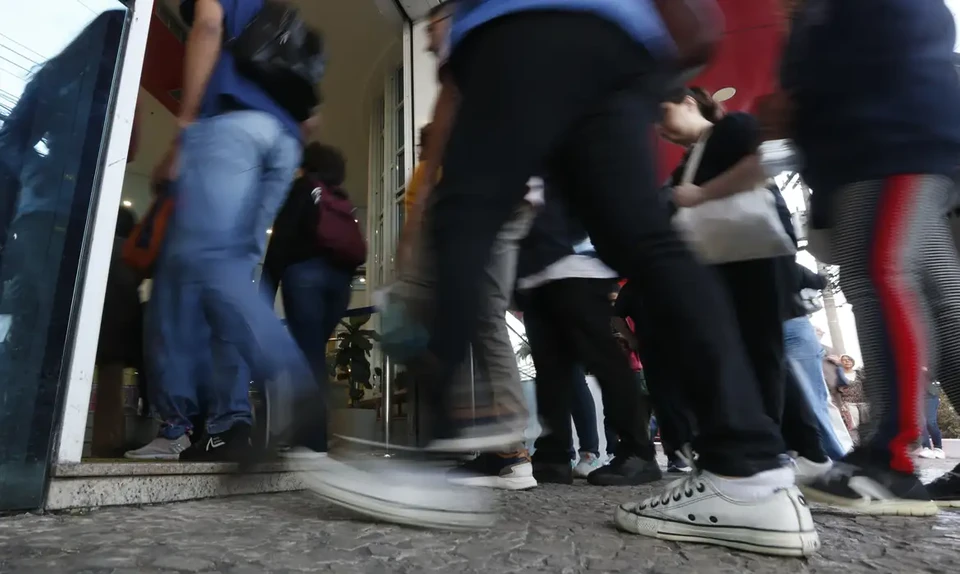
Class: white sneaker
933,448,947,460
301,457,498,530
279,447,329,460
124,435,191,460
573,452,602,478
792,457,833,486
918,448,937,459
614,473,821,557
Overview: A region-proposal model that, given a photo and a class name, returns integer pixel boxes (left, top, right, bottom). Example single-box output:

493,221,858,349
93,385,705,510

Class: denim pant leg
783,317,848,460
281,257,353,450
165,111,316,446
283,258,353,383
145,262,208,439
569,365,599,458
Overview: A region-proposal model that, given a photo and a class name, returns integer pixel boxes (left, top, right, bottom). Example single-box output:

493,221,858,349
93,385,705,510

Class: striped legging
831,174,960,474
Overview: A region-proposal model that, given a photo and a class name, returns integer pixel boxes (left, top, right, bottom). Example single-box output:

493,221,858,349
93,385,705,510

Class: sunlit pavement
0,458,957,573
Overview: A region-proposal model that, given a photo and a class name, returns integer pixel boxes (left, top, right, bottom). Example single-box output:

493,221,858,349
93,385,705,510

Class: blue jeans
569,365,599,458
147,111,312,439
275,258,352,449
921,395,942,449
783,317,846,460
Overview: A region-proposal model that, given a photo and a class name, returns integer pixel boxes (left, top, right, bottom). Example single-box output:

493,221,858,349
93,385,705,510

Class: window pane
0,1,129,511
395,66,404,104
395,104,404,154
395,151,405,191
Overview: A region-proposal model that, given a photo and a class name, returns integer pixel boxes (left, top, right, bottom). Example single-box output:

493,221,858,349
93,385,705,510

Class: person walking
144,0,326,462
313,0,819,557
783,0,960,514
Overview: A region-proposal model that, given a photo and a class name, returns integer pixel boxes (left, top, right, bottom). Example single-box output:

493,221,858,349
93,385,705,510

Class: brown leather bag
653,0,725,69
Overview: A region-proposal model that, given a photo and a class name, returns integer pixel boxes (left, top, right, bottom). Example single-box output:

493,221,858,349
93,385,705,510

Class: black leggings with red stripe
831,175,960,474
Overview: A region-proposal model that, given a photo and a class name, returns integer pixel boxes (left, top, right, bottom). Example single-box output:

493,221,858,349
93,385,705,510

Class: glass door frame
50,0,154,469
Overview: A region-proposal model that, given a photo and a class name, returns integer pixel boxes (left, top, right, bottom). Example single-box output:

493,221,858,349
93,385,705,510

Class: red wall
141,12,184,115
139,1,785,178
656,0,785,179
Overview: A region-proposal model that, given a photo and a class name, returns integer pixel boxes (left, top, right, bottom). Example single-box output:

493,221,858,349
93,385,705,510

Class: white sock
702,467,795,501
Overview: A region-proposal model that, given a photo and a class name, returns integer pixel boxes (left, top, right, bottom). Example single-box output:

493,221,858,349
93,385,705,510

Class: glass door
0,0,138,511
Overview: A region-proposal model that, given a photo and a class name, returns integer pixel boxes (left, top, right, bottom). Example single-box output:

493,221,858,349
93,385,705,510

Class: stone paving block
0,459,958,573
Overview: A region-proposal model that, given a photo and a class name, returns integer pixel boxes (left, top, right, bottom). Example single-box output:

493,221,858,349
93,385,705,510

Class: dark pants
570,365,600,458
717,258,827,462
921,395,942,450
426,11,783,476
263,257,352,451
618,281,697,461
521,278,654,465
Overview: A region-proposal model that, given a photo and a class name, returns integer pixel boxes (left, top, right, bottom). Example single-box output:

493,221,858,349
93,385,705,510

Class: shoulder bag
672,131,797,264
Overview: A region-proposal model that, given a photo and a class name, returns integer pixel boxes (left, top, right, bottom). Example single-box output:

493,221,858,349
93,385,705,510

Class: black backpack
184,0,326,122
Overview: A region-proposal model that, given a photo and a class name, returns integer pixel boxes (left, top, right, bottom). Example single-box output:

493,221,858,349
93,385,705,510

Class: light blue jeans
784,316,847,460
147,111,310,438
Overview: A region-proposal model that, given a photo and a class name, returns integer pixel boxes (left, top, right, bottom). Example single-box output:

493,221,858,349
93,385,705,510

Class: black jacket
263,176,325,283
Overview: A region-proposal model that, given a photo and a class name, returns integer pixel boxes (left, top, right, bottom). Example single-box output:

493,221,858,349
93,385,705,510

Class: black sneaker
926,464,960,508
447,451,538,490
588,455,662,486
180,423,254,463
800,461,938,516
531,460,574,485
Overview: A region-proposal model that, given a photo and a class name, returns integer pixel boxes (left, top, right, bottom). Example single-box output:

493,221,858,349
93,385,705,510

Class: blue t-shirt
182,0,300,138
451,0,672,55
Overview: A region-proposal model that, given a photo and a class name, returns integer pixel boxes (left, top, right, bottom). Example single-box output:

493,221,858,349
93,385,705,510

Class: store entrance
50,0,407,509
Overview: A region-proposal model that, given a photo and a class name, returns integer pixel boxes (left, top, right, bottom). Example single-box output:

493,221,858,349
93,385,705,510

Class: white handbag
672,131,797,264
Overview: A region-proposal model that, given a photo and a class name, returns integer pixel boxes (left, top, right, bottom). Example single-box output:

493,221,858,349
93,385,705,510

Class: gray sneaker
124,435,191,460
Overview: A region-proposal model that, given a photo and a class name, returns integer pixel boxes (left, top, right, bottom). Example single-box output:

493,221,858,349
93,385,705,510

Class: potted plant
333,313,379,406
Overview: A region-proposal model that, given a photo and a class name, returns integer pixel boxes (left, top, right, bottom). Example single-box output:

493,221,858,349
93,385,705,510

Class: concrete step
46,459,323,511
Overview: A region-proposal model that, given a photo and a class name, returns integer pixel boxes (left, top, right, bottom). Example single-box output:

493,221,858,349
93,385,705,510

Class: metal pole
383,355,392,454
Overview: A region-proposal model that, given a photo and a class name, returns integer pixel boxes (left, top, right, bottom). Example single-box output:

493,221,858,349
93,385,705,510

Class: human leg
166,111,319,455
803,176,953,515
570,364,601,458
784,317,848,460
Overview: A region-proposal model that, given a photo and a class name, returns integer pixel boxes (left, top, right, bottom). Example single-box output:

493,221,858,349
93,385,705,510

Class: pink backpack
312,181,367,270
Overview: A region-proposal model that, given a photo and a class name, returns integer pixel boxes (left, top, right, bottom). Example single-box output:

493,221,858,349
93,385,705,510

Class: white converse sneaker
792,456,833,486
614,472,821,557
124,435,191,460
301,457,498,530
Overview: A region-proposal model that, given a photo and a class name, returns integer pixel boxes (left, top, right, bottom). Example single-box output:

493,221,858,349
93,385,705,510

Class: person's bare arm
673,154,766,207
153,0,223,184
178,0,224,128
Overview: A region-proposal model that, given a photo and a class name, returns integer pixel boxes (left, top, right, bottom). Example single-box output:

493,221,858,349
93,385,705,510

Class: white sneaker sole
334,430,526,454
425,430,527,453
934,499,960,508
300,466,498,530
799,485,939,516
573,466,600,479
614,505,821,557
447,475,538,490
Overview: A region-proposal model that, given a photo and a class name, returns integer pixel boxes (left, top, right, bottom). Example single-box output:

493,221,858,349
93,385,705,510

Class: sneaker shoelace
633,445,705,510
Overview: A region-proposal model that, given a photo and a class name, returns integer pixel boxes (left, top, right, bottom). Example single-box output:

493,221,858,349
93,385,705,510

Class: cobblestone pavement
1,459,958,574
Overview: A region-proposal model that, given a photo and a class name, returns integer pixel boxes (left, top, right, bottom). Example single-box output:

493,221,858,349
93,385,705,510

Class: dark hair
302,143,346,187
116,206,137,239
665,86,724,123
